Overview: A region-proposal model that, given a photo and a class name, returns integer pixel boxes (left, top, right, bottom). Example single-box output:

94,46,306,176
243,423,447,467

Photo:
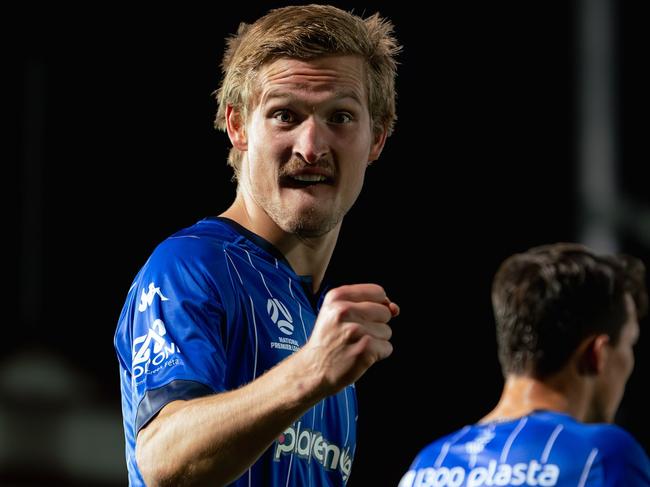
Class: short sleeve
591,424,650,486
616,435,650,486
115,237,229,432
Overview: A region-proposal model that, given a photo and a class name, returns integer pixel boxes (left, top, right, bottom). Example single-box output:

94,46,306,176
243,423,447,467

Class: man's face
592,294,640,423
233,55,385,238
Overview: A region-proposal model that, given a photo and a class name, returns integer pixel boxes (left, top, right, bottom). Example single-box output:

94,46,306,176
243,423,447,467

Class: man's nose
294,117,329,164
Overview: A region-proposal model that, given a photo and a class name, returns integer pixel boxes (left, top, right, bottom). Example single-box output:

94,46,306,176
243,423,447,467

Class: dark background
9,1,649,485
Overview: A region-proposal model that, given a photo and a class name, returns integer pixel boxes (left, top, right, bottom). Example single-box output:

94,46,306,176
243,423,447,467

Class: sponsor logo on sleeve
132,319,181,380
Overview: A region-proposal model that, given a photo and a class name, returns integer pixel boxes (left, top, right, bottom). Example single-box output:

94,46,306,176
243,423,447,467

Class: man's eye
273,110,294,123
331,112,353,124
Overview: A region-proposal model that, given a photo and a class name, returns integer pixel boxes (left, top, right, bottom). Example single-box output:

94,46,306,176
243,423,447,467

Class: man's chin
280,213,340,239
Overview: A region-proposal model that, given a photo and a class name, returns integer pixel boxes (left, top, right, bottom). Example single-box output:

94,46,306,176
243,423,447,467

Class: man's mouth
280,173,335,188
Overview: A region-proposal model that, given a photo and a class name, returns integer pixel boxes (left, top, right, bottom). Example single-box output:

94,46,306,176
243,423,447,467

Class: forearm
136,348,323,487
136,283,398,486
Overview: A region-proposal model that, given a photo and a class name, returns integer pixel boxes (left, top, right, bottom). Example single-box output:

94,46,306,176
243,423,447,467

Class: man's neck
220,194,340,293
481,374,592,424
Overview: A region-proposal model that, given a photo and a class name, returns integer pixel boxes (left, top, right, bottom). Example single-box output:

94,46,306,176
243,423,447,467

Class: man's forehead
256,56,366,99
261,87,364,106
261,55,364,74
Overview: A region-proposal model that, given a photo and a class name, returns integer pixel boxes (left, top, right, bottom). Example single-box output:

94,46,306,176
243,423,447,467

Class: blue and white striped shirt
115,217,357,486
399,410,649,486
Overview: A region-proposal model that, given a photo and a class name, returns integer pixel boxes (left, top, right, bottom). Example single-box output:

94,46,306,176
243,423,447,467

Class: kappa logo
465,429,495,456
138,282,169,312
267,298,294,335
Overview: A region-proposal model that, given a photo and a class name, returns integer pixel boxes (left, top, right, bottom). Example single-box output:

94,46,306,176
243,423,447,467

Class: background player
400,243,649,486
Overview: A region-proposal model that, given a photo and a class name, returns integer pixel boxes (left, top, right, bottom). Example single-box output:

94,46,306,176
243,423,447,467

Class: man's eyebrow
262,89,363,105
262,91,293,103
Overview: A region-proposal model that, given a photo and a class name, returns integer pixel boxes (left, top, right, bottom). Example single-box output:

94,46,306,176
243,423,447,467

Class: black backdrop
13,1,649,485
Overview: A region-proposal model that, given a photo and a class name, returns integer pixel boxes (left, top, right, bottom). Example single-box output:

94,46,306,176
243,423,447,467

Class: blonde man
115,5,401,486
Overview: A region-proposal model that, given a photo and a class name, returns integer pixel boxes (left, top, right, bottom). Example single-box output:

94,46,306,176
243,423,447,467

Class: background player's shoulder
585,422,648,460
536,412,649,478
541,411,646,453
585,423,650,484
529,410,642,452
409,425,473,469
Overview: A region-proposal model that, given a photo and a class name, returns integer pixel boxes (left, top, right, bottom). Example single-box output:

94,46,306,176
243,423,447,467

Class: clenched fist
300,283,400,398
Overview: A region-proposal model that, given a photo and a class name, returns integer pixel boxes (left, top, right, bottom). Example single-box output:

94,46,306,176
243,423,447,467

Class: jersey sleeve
610,431,650,486
115,237,230,433
397,440,445,487
589,424,650,486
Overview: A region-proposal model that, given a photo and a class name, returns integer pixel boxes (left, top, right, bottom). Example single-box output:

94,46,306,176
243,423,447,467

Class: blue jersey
399,411,649,487
114,217,357,486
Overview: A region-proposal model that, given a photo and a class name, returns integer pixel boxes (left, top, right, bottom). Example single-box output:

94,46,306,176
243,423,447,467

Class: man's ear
577,334,610,375
226,105,247,151
368,128,388,164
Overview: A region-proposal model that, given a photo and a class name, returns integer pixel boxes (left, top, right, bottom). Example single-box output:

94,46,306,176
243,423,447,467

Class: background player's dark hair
492,242,647,377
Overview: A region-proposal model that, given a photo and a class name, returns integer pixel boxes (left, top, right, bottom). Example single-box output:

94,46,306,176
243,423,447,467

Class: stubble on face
253,154,343,239
242,56,372,240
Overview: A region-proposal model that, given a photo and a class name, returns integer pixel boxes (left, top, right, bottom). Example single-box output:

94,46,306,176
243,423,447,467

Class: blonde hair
214,4,401,178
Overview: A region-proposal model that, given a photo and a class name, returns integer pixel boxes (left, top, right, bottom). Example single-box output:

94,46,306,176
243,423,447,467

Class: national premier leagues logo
267,298,294,335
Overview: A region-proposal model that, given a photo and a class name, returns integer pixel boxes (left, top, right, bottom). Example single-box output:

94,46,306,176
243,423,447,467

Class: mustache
278,156,336,177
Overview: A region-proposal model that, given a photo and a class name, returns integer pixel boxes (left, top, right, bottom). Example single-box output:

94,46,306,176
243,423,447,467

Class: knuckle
325,287,344,303
383,324,393,340
332,302,353,322
342,322,361,341
368,283,386,298
372,283,385,294
379,306,392,322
